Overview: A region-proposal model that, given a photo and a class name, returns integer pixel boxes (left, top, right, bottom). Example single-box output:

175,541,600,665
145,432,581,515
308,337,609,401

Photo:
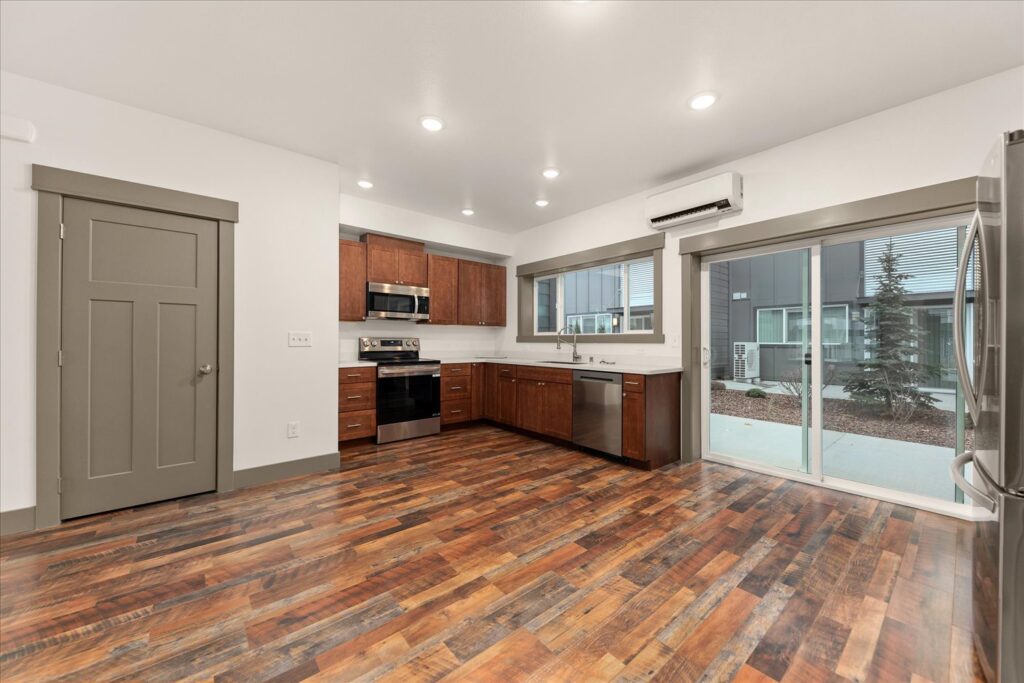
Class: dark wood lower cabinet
542,381,573,440
621,390,645,459
497,376,517,425
483,364,499,420
471,363,484,419
515,380,545,434
445,362,680,470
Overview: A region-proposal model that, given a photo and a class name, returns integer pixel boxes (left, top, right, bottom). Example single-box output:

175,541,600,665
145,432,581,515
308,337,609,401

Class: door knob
198,364,213,376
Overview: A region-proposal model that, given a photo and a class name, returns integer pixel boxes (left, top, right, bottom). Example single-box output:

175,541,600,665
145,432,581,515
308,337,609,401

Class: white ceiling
2,1,1022,233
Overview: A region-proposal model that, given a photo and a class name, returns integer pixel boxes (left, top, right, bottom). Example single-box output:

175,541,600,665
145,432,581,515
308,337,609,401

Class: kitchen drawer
339,366,376,384
622,374,645,393
442,376,471,400
496,365,517,378
441,399,472,425
339,382,375,412
338,409,375,441
516,365,573,384
441,363,471,377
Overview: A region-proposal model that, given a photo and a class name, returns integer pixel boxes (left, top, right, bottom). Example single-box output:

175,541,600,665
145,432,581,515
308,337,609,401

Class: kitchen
1,2,1022,682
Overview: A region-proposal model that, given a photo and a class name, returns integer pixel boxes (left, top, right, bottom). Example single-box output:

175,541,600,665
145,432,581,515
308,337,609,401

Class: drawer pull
450,386,463,390
346,395,362,399
450,409,463,414
346,373,362,378
624,381,641,385
449,368,463,373
346,423,363,428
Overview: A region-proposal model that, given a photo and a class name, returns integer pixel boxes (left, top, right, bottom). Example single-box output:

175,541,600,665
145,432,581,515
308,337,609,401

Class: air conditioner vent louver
645,172,743,230
650,199,733,226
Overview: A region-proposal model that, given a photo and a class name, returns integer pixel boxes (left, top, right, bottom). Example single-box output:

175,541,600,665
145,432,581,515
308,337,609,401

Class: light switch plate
287,421,300,438
288,331,313,347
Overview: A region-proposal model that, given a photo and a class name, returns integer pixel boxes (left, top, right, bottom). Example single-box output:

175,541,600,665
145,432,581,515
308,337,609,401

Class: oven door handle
378,365,441,378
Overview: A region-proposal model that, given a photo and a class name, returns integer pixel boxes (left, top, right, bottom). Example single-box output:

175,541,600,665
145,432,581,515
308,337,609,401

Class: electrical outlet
286,421,300,438
288,331,313,347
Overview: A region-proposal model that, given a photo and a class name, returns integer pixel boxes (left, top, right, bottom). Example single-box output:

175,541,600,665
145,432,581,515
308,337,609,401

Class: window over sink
516,233,665,343
534,256,654,336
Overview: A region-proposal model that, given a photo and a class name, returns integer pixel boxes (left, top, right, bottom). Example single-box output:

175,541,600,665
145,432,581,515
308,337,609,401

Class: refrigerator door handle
951,450,996,512
952,209,989,424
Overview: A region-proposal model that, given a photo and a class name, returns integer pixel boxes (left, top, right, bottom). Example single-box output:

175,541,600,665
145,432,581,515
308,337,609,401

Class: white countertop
339,356,683,375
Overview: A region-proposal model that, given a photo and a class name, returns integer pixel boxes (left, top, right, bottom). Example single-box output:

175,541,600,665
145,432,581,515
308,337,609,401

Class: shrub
745,387,768,399
710,380,727,391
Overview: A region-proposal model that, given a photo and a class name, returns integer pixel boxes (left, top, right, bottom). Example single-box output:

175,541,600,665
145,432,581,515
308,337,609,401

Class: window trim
755,303,849,345
516,234,665,344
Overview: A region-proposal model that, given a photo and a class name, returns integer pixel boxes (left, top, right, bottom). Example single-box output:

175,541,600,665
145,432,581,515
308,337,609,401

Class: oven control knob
360,339,370,348
370,340,378,347
410,339,419,348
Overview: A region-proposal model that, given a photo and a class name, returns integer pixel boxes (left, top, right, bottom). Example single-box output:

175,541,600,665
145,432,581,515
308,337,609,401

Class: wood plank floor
0,424,986,682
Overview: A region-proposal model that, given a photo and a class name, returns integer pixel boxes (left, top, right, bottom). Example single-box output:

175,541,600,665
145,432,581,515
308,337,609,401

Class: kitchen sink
538,360,590,365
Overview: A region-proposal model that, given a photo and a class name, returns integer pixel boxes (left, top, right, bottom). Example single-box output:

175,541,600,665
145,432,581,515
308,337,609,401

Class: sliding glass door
703,245,812,474
701,215,973,506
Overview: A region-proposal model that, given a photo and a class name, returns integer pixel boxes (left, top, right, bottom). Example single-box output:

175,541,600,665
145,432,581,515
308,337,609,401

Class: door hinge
57,349,63,366
59,223,65,239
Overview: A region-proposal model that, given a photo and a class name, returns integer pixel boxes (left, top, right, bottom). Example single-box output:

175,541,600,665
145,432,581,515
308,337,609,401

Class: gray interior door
60,198,218,518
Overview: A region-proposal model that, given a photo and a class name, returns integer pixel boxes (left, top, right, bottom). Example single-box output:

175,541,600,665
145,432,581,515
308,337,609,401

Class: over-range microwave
365,282,430,321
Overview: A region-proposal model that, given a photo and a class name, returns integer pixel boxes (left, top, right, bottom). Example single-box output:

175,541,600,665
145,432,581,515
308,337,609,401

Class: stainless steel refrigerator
951,129,1024,683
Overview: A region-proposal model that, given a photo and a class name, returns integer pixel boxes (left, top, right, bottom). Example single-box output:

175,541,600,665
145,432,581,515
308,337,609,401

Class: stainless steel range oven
365,283,430,321
359,337,440,444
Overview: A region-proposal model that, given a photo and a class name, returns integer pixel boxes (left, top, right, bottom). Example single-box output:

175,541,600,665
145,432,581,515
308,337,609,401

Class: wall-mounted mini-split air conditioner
645,172,743,230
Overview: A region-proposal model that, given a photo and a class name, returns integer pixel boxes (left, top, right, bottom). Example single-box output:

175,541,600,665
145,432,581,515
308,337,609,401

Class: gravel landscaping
711,387,972,449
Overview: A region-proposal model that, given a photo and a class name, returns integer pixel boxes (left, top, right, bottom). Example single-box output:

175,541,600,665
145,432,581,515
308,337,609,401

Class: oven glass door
377,369,440,426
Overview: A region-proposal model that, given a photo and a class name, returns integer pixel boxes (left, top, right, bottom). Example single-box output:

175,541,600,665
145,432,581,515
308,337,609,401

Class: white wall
1,72,340,512
500,67,1024,362
338,195,513,362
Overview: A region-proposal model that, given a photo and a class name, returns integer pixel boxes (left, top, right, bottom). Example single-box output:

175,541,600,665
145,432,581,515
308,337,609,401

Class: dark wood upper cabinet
482,264,506,326
458,260,506,326
363,234,427,287
366,244,399,284
427,254,458,324
339,240,367,321
621,390,645,459
457,260,484,325
398,251,428,287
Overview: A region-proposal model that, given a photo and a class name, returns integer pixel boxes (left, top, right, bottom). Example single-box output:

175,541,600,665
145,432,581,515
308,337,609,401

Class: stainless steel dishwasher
572,370,622,456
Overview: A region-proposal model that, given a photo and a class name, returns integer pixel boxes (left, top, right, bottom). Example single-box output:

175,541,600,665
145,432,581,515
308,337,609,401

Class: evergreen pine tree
843,242,937,421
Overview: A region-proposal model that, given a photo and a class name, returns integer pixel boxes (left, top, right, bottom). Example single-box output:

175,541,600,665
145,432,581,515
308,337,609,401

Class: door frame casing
33,165,238,529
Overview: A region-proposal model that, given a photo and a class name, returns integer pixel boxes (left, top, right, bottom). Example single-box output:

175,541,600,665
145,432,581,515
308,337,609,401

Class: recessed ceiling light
356,179,374,189
542,168,560,179
461,208,475,217
688,91,717,111
535,199,549,208
419,115,444,132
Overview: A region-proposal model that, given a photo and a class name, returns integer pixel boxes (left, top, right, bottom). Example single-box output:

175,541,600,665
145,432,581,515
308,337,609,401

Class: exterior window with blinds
533,255,656,335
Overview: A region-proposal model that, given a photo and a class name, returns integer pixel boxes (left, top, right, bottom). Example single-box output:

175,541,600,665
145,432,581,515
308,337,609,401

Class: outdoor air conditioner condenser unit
645,172,743,230
733,342,760,380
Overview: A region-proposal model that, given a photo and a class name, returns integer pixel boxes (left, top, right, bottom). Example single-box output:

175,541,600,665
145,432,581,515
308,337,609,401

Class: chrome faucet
555,328,582,362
